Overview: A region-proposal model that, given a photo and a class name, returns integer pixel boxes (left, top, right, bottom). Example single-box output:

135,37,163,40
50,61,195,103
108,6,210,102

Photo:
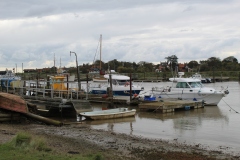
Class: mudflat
0,123,238,160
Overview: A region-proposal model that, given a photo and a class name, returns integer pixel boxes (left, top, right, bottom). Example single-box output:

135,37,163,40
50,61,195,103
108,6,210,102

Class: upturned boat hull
0,92,28,113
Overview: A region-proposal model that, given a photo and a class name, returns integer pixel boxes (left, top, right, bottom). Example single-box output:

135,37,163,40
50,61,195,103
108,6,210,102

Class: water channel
84,81,240,155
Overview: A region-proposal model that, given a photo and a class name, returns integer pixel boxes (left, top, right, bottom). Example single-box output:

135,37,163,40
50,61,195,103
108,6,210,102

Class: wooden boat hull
80,108,136,120
92,77,108,83
0,92,28,113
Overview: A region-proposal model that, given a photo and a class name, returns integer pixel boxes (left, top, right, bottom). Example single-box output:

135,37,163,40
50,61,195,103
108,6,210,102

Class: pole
86,74,89,100
109,74,114,108
70,51,81,91
100,34,102,71
130,73,132,103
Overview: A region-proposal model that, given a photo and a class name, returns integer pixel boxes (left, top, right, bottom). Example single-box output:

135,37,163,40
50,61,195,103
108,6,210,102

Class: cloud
0,0,239,71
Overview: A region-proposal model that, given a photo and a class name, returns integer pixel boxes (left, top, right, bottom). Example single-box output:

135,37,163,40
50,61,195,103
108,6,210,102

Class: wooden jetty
0,112,21,122
138,99,204,113
0,92,63,126
211,76,229,82
88,96,127,104
22,95,93,116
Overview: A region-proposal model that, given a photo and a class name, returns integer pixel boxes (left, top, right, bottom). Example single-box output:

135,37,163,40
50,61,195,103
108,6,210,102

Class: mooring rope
221,98,239,114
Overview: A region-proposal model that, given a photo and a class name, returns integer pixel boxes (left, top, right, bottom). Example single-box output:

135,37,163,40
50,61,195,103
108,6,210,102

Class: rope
92,41,100,66
221,98,239,114
153,102,164,112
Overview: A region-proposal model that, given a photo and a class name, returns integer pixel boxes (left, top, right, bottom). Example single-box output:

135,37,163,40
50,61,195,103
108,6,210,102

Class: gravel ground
1,121,239,160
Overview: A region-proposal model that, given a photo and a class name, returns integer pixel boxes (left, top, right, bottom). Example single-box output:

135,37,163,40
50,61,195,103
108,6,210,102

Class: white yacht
150,78,229,105
0,69,22,88
190,73,211,83
89,74,143,98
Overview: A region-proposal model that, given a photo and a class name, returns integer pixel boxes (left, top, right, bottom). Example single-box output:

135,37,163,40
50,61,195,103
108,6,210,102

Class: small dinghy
80,108,136,120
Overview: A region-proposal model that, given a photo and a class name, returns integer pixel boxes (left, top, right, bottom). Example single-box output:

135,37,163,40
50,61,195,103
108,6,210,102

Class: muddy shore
0,121,239,160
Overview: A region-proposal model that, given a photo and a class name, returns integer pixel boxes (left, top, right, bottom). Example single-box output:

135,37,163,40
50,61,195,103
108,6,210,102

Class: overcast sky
0,0,239,72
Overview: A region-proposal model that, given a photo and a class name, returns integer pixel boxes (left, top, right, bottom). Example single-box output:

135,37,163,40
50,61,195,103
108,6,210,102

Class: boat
0,92,28,113
190,73,211,83
0,69,21,80
49,68,76,90
89,74,143,98
0,69,22,88
92,74,108,83
85,116,136,125
149,78,229,105
80,108,136,120
89,34,109,83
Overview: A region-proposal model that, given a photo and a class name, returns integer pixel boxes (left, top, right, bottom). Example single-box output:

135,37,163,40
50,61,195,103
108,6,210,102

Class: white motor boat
149,78,229,105
80,108,136,120
190,73,211,83
0,69,21,80
89,74,143,98
0,69,22,88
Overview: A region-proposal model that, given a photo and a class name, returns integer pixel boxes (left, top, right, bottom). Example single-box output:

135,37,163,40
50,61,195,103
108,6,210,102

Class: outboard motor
224,90,229,95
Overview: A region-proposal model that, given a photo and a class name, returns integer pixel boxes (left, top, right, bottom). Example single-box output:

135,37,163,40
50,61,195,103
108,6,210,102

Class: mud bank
0,123,239,160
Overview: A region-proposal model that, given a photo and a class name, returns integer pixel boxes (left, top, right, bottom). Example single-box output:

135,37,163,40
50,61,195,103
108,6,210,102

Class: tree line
74,56,239,74
38,56,239,75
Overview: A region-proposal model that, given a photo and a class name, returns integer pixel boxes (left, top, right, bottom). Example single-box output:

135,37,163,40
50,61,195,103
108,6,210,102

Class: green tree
222,56,238,63
165,55,178,72
207,57,222,71
222,56,239,71
187,60,199,70
117,66,134,73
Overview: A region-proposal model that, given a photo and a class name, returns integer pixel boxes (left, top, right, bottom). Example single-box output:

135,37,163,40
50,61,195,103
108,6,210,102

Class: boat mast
100,34,102,71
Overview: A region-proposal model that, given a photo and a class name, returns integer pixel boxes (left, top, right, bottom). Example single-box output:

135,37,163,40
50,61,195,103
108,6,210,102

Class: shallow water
86,81,240,155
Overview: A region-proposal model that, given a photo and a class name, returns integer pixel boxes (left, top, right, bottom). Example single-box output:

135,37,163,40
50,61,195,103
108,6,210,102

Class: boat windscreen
188,82,203,88
117,80,129,85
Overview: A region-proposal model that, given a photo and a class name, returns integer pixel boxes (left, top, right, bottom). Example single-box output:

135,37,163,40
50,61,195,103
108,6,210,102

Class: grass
0,132,104,160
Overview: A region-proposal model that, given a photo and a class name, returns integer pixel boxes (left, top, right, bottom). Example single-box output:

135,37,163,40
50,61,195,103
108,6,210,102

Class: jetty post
130,73,132,102
108,74,114,108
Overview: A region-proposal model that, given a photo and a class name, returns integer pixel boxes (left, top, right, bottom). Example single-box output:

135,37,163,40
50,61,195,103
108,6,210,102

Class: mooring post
86,74,89,100
130,73,132,102
109,74,114,108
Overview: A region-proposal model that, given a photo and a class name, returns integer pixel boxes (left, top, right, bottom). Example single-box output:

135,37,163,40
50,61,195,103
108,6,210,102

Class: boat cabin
51,76,67,91
174,78,203,89
104,74,130,86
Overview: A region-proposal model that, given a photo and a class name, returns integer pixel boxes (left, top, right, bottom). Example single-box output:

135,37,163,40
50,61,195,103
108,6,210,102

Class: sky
0,0,239,72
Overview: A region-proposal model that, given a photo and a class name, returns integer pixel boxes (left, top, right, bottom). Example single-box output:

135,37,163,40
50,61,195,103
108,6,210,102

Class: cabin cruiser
149,78,229,105
190,73,211,83
0,69,21,80
0,69,22,88
89,74,143,97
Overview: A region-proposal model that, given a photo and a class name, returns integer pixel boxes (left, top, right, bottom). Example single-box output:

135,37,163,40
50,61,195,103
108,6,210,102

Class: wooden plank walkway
139,100,204,113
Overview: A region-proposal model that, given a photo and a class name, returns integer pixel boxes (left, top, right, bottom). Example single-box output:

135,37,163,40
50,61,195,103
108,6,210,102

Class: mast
100,34,102,71
54,53,55,68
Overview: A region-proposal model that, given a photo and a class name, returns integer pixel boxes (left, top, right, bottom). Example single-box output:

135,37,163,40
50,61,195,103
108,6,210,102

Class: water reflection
137,106,228,130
